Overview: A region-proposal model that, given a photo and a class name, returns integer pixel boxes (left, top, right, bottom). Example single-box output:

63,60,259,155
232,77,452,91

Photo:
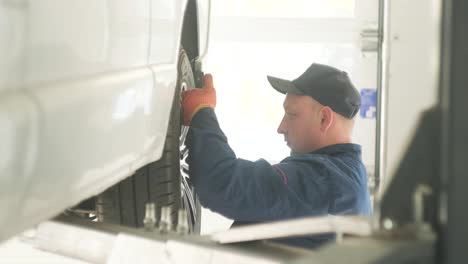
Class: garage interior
0,0,467,263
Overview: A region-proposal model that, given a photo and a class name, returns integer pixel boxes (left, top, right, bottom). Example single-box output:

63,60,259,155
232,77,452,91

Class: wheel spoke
181,178,197,231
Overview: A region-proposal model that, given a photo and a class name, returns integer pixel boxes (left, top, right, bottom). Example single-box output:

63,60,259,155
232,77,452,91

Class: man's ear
320,106,334,132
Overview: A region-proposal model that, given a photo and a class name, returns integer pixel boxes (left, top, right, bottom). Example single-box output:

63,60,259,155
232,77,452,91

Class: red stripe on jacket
273,165,288,185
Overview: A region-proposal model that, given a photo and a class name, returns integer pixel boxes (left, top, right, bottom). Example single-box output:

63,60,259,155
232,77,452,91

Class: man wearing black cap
182,63,371,249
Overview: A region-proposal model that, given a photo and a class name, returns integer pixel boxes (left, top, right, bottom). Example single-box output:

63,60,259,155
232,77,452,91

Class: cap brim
267,76,304,95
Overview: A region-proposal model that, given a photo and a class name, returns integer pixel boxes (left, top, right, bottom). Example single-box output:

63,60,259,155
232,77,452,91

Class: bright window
212,0,355,18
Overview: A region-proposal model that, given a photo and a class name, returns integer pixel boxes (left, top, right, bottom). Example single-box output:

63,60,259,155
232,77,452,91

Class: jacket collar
310,143,361,156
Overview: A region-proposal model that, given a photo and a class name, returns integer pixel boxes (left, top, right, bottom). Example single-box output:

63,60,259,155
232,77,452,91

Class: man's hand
182,74,216,126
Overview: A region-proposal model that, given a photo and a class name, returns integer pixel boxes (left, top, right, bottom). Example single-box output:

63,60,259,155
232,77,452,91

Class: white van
0,0,210,241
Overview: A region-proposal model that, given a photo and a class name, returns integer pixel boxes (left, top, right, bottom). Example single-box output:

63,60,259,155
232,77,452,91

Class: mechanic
182,63,372,249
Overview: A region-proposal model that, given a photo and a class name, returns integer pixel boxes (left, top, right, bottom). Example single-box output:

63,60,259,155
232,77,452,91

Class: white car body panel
0,0,210,241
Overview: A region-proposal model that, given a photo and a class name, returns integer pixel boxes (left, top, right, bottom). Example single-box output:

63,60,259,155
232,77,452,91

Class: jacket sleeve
186,108,330,221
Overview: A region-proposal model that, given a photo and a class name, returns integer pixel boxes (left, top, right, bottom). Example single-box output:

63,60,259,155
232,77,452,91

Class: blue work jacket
187,108,372,248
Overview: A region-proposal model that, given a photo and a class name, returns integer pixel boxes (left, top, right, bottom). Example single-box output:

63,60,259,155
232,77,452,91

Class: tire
95,48,201,233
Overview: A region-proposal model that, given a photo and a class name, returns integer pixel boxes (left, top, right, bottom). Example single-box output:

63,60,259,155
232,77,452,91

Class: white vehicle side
0,0,210,241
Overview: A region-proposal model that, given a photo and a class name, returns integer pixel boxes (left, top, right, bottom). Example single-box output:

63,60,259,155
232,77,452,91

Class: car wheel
95,48,201,233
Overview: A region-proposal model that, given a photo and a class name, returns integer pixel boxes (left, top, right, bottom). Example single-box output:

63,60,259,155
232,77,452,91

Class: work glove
182,74,216,126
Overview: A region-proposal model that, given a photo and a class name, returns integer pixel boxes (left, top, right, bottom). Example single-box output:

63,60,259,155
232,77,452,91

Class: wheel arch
181,0,199,62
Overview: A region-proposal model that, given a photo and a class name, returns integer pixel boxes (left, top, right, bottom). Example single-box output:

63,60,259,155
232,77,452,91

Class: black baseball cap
267,63,361,119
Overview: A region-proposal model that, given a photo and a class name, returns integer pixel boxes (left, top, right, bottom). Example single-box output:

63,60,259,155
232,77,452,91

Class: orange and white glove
182,74,216,126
